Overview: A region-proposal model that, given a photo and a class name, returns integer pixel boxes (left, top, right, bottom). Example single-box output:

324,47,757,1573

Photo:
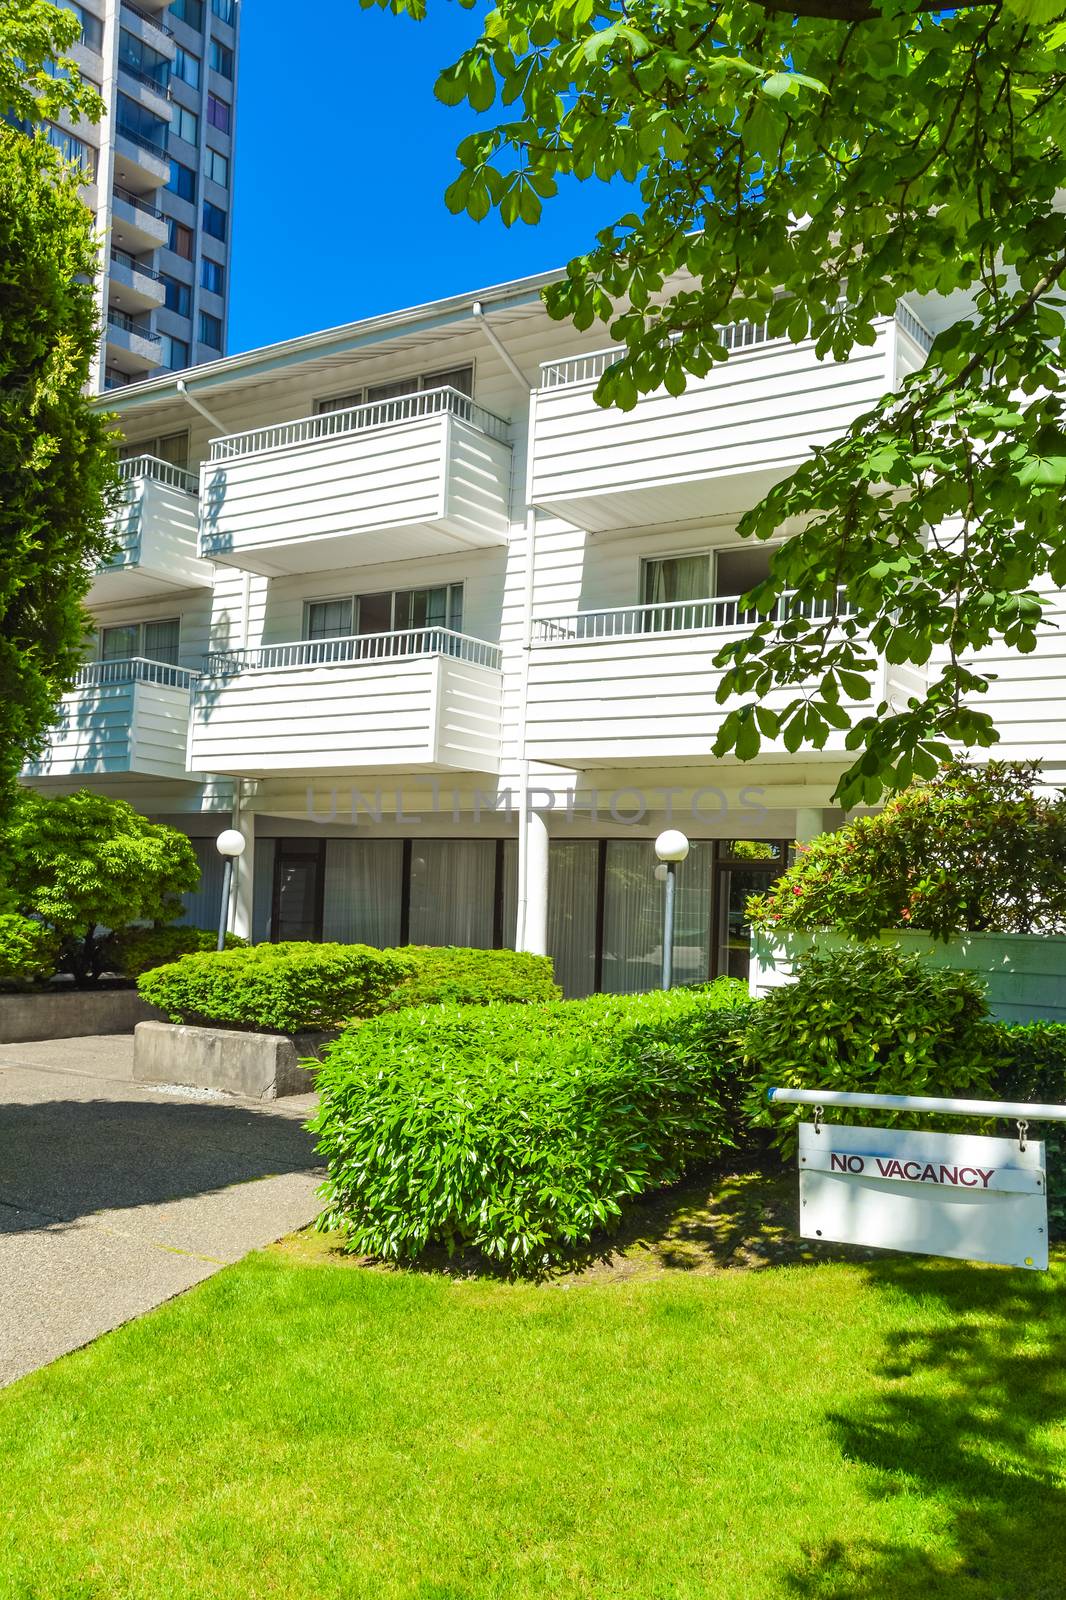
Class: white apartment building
32,0,240,394
24,270,1065,996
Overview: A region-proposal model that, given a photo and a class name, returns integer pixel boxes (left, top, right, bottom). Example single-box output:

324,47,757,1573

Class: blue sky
227,2,625,354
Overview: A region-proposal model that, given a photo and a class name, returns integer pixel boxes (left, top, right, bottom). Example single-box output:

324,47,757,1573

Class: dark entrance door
713,842,788,982
272,840,325,942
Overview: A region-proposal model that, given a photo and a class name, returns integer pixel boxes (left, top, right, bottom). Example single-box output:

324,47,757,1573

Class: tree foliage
750,759,1066,937
1,6,115,810
364,0,1066,803
0,791,201,983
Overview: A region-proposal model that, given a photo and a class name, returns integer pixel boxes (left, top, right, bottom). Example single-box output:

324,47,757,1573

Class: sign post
768,1087,1066,1271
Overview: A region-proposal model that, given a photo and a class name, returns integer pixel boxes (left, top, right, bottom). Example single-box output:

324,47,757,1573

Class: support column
231,782,256,941
521,806,549,956
794,807,829,845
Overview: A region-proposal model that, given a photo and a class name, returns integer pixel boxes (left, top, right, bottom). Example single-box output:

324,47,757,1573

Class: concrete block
0,988,163,1045
132,1021,335,1100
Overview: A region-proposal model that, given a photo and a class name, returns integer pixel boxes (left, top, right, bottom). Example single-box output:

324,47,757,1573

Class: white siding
25,680,195,782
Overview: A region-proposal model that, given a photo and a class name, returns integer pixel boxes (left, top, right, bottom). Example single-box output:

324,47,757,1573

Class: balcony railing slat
205,628,502,676
117,453,199,494
207,385,510,463
531,590,856,643
74,656,199,690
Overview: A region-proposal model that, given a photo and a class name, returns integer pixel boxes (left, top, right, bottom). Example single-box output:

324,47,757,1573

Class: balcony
189,629,504,777
530,307,932,532
24,660,199,784
198,387,514,576
111,186,168,252
107,248,166,315
105,310,163,375
120,2,175,51
112,124,170,191
89,456,212,605
525,593,918,768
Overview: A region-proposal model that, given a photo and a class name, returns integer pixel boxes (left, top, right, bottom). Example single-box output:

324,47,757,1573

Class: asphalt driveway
0,1035,322,1387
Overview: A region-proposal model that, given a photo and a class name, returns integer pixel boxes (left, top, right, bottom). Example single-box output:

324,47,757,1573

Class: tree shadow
0,1094,318,1233
782,1259,1066,1600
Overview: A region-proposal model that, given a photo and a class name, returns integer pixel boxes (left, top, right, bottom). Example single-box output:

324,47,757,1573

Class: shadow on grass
784,1260,1066,1600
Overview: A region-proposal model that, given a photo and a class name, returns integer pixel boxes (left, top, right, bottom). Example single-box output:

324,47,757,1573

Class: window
209,38,234,77
100,618,180,666
173,45,200,88
119,430,190,469
313,366,473,415
167,158,196,203
714,546,774,597
169,0,204,26
172,103,199,145
71,3,104,52
211,0,236,23
161,274,191,316
204,146,228,186
303,585,464,643
42,123,96,177
202,200,227,239
167,218,194,259
160,332,190,370
118,28,170,91
116,92,168,153
200,256,224,295
206,92,231,132
199,310,222,348
642,554,712,610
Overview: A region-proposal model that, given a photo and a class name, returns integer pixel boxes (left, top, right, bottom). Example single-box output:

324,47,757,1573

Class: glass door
272,841,325,942
714,842,787,982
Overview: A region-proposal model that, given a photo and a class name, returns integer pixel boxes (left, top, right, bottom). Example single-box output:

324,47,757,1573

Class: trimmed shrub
0,914,60,989
993,1021,1066,1233
746,943,998,1155
104,925,247,978
138,942,414,1034
385,946,561,1008
311,979,755,1273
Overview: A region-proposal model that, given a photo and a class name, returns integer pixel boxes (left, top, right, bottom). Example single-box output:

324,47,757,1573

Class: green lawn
1,1180,1064,1600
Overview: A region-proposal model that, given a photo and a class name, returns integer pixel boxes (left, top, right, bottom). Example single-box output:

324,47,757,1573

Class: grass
0,1171,1064,1600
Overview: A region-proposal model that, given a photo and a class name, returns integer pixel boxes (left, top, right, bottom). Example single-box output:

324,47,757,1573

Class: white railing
207,386,511,463
204,628,503,676
539,303,933,389
539,320,775,389
117,454,200,494
532,590,855,643
73,657,199,690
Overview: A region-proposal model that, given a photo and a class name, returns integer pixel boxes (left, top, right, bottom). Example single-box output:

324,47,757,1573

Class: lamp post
215,828,246,951
654,829,689,990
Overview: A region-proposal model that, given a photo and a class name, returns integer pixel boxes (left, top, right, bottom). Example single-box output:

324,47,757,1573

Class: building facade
25,271,1065,996
44,0,240,395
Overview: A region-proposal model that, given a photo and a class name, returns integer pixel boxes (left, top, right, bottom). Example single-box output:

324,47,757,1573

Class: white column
794,807,829,844
231,783,256,941
521,807,549,956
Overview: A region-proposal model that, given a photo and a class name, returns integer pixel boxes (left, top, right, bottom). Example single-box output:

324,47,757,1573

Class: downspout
472,301,538,948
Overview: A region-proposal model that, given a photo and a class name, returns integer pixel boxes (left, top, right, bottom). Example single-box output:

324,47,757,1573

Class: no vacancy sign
798,1121,1048,1270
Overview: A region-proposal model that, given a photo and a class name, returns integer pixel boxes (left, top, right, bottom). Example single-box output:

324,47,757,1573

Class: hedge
384,946,560,1008
138,942,414,1033
311,978,754,1272
0,914,60,989
104,925,246,978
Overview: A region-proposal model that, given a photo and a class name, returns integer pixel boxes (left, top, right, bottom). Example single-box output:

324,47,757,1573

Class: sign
798,1122,1048,1270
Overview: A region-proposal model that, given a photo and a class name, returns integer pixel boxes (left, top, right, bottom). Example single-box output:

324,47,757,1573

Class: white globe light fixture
653,829,689,990
215,829,247,950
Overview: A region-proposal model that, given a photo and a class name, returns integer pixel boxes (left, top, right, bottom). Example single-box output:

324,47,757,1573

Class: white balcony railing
208,386,510,463
74,657,199,691
117,454,199,494
532,590,855,643
539,307,933,390
205,628,503,677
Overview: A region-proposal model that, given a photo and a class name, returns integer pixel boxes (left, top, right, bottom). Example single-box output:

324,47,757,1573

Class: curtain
251,838,276,943
501,839,518,949
323,839,404,947
408,840,496,948
642,554,712,606
176,837,226,931
547,841,599,998
602,839,712,994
